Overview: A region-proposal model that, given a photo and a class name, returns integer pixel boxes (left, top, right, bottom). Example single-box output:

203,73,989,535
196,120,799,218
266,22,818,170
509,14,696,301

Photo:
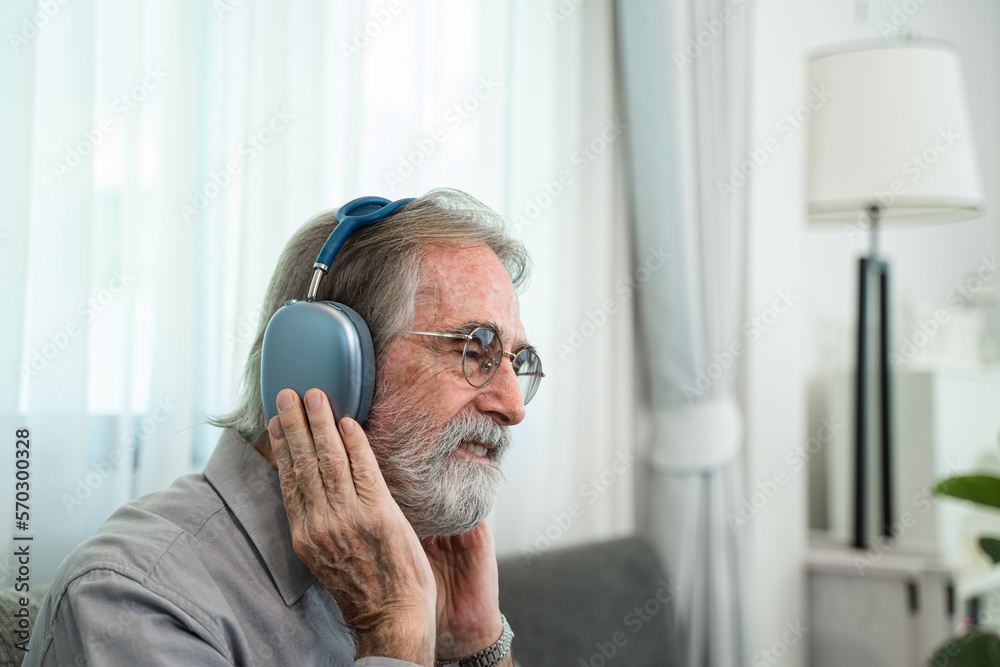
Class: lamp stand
853,205,894,550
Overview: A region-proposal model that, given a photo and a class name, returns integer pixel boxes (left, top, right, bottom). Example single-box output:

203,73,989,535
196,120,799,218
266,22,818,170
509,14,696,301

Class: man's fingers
268,415,306,516
338,417,390,504
275,388,326,502
302,389,354,499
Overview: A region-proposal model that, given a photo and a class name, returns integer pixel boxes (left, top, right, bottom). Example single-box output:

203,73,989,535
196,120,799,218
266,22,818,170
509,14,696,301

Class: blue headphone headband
315,196,414,268
307,196,414,300
262,194,414,425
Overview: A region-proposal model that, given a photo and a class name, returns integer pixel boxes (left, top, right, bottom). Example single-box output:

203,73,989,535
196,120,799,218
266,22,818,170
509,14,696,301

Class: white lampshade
807,39,984,225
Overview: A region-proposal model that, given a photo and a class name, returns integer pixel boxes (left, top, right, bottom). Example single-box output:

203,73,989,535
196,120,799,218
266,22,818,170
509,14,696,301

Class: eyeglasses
401,325,544,405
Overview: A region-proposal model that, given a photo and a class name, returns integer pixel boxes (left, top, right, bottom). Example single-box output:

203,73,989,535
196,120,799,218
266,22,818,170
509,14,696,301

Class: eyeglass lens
512,349,542,404
463,328,504,387
462,327,542,404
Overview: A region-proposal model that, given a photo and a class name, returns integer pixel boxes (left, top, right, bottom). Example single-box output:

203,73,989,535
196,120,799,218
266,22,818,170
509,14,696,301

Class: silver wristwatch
435,614,514,667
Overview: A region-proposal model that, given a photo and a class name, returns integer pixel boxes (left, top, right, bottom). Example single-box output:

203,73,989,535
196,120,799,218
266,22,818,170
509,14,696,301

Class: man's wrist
435,614,513,667
437,610,504,660
356,614,435,666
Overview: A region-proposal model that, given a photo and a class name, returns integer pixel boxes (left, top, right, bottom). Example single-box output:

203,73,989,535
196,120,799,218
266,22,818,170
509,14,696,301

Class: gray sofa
2,537,679,666
498,536,681,667
0,585,47,666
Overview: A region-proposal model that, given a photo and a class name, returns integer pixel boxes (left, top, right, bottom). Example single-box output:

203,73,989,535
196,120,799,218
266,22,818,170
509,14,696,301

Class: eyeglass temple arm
400,331,471,340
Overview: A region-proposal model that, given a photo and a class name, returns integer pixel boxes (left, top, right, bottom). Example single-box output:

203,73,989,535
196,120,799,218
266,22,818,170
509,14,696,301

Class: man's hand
423,523,511,665
268,388,436,665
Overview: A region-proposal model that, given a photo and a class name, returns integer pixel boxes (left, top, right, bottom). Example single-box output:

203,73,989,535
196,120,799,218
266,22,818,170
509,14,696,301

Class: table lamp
806,38,985,549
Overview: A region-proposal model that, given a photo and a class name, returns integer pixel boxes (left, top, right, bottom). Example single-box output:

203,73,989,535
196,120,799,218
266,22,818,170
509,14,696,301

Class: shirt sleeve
27,568,233,666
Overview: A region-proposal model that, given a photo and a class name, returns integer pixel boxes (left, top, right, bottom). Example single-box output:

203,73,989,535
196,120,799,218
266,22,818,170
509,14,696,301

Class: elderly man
26,189,541,666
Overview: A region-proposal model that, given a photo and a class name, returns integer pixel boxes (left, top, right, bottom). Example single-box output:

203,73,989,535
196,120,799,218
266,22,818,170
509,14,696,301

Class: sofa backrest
498,536,681,667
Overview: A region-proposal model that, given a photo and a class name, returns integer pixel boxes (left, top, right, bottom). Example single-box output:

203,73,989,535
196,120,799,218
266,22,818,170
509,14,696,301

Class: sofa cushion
0,584,49,665
498,536,680,667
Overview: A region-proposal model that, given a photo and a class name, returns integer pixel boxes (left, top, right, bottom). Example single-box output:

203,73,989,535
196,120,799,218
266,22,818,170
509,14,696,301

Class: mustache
435,411,512,463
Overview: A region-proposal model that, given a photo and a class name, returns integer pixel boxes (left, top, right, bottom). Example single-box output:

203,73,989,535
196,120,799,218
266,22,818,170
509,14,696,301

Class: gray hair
209,188,531,445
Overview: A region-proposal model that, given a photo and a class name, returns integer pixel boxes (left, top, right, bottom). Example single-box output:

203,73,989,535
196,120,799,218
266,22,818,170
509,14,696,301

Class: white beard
363,379,512,539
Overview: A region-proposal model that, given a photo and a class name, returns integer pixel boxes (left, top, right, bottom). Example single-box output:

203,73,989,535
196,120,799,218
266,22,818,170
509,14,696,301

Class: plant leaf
927,629,1000,666
934,476,1000,511
981,537,1000,564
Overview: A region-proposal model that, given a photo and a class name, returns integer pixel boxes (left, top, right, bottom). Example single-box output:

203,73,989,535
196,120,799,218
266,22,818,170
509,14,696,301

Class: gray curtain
616,1,748,665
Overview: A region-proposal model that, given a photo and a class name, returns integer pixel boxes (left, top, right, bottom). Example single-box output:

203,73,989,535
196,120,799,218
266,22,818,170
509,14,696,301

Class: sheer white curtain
1,0,632,585
617,1,748,666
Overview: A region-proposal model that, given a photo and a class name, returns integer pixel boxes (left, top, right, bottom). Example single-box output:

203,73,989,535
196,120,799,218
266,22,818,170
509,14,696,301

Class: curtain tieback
650,397,743,473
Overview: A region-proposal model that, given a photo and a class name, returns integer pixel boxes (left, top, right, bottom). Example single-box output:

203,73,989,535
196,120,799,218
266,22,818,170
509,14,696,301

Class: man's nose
476,356,526,425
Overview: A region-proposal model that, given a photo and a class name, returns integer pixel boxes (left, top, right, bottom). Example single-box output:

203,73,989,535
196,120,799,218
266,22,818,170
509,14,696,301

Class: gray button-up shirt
25,428,421,666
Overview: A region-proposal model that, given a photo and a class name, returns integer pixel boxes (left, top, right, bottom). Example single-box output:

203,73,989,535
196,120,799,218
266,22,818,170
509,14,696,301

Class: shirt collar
203,428,317,606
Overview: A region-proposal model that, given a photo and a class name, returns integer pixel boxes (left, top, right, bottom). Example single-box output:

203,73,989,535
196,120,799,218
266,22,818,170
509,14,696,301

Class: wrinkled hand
268,388,436,665
423,522,510,664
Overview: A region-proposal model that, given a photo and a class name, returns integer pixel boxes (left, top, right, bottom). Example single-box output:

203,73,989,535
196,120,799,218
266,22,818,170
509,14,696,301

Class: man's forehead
413,245,524,339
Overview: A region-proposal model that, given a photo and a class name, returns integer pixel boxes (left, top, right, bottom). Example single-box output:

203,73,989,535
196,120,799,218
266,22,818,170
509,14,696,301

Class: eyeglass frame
400,326,544,404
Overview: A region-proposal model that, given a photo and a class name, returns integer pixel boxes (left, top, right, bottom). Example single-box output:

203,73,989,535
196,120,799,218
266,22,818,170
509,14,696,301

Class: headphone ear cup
260,301,377,426
331,302,376,425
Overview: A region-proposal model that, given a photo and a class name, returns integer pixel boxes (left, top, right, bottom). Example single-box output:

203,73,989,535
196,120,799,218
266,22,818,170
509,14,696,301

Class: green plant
928,463,1000,665
926,628,1000,666
935,475,1000,564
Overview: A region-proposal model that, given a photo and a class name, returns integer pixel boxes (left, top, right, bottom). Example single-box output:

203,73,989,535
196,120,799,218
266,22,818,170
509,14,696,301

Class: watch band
435,614,514,667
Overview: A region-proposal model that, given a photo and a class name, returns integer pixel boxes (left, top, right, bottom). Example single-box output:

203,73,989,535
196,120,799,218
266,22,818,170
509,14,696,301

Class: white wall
744,0,1000,664
743,1,809,663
